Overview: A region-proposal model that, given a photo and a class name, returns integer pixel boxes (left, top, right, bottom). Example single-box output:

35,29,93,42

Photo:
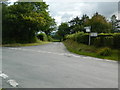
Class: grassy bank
63,39,118,61
1,41,50,47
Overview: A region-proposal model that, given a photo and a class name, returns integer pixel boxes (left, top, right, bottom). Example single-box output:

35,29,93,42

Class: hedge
65,32,120,49
113,33,120,48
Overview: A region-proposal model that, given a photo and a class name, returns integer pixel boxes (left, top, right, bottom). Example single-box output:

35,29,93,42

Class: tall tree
69,15,89,33
57,22,69,41
69,16,82,33
89,12,112,33
2,2,56,44
111,15,119,32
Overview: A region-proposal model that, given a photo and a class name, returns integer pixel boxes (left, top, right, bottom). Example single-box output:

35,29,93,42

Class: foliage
89,12,112,33
64,39,118,61
2,2,56,44
68,15,89,33
66,32,89,44
113,33,120,48
65,32,120,49
111,15,119,33
47,35,54,41
57,22,70,41
97,47,112,56
57,13,113,42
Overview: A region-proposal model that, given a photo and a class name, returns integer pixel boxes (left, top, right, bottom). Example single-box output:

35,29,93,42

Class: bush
103,36,113,47
93,36,113,47
75,32,89,44
65,32,89,44
97,47,112,56
93,37,101,47
113,33,120,49
47,36,53,41
65,32,120,49
37,33,48,41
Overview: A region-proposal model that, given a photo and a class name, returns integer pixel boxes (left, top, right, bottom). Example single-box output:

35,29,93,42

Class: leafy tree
89,12,112,33
57,22,70,41
2,2,56,44
69,16,81,33
111,15,119,32
81,14,89,25
69,15,89,33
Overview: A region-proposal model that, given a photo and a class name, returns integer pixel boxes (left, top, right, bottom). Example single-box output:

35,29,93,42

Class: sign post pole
89,33,91,45
84,26,91,45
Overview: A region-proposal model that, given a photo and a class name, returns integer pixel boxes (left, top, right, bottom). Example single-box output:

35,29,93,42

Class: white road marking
0,71,19,87
8,48,118,63
0,73,8,79
7,79,19,87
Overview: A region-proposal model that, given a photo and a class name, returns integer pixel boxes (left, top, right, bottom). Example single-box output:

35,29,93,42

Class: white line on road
7,79,19,87
8,48,118,63
0,73,8,79
0,71,19,88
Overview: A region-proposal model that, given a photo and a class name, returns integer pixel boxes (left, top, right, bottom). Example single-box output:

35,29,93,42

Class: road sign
90,33,98,37
84,26,91,32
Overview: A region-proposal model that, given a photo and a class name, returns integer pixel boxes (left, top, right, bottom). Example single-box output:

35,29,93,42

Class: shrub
65,32,120,49
66,32,89,44
65,33,76,41
47,36,53,41
97,47,112,56
113,33,120,49
75,32,89,44
93,37,101,47
103,36,113,47
93,35,113,48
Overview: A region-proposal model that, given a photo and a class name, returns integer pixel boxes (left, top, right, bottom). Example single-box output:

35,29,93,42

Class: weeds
63,39,118,61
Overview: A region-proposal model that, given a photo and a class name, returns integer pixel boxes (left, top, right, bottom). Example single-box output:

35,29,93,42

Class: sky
44,0,119,26
7,0,119,26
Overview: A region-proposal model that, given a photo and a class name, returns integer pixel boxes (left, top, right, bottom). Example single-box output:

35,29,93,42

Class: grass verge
1,41,50,47
63,39,118,61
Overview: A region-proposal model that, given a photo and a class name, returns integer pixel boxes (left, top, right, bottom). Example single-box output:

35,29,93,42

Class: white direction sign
90,33,98,37
84,26,91,32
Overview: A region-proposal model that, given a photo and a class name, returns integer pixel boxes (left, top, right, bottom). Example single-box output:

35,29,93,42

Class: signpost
90,33,98,37
84,26,98,45
84,26,91,45
84,26,91,33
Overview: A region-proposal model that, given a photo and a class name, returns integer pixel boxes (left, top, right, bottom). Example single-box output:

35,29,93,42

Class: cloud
44,0,119,2
45,1,118,25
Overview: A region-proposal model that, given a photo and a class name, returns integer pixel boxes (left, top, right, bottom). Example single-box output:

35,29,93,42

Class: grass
1,40,50,47
63,39,119,61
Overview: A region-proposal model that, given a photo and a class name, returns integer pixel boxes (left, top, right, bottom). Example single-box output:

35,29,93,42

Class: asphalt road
1,42,118,88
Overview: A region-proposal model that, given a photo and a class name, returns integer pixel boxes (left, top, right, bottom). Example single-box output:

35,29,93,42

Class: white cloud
46,1,118,25
8,0,18,2
54,16,62,26
44,0,119,2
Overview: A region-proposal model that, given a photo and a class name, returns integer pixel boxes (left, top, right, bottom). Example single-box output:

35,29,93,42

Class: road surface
1,42,118,88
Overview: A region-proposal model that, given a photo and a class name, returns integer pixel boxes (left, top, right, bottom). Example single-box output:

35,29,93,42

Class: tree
57,22,70,41
69,15,89,33
81,14,89,25
2,2,56,44
89,12,112,33
111,15,119,32
69,16,81,33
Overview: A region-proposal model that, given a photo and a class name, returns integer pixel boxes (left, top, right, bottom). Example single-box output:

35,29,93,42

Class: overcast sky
44,0,119,25
8,0,119,26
